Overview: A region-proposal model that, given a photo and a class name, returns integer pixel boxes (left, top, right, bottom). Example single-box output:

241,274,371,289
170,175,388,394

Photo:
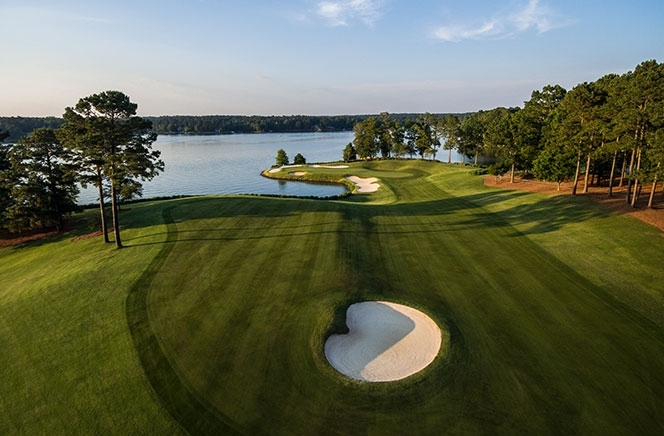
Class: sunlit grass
1,160,662,435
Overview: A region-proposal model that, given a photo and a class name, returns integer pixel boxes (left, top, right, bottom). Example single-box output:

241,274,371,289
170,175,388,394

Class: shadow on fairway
125,206,243,436
124,193,660,435
382,193,609,237
122,189,612,248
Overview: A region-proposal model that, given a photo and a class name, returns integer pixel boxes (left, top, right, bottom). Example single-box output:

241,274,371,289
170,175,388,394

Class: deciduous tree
412,113,440,160
485,108,520,182
457,112,486,164
353,117,378,160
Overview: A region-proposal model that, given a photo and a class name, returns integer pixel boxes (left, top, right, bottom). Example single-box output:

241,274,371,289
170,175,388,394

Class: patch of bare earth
0,229,60,248
484,176,664,232
1,228,111,248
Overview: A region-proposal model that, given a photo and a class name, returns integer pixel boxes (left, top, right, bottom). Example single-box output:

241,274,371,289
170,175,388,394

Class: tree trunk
630,148,642,208
647,169,658,209
631,180,639,208
56,209,64,233
619,152,627,187
583,154,592,193
626,148,636,204
572,151,582,196
97,181,109,243
510,162,515,183
447,148,452,164
608,149,617,197
110,183,123,248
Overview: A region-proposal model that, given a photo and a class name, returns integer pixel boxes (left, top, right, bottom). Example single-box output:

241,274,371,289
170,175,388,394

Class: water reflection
78,132,353,204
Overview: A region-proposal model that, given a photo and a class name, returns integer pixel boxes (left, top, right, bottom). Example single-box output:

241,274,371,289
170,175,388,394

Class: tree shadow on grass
121,189,615,249
121,190,632,434
387,190,609,234
125,206,243,436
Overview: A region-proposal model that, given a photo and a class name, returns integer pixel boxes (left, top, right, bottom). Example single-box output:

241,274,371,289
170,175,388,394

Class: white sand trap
325,301,442,382
290,171,306,176
346,176,380,193
268,164,304,173
312,164,349,169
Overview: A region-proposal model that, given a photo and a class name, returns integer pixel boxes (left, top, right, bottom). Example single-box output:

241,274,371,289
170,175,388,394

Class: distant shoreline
0,112,471,142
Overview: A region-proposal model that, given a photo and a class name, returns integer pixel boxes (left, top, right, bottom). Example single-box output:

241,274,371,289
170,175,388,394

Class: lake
78,131,467,204
78,131,354,204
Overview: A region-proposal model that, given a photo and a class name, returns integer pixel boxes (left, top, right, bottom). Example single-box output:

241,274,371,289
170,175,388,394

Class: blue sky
1,0,662,116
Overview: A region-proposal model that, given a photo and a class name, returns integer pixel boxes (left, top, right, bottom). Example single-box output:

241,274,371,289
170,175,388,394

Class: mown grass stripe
2,160,662,435
125,205,242,436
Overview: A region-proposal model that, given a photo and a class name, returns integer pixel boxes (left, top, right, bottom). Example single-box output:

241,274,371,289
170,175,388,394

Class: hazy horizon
2,0,662,117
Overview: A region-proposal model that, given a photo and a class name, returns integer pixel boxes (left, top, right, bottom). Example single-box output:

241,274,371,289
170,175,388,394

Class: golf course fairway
1,160,662,435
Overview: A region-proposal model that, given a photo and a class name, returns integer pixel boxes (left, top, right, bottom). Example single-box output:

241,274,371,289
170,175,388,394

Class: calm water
78,131,355,204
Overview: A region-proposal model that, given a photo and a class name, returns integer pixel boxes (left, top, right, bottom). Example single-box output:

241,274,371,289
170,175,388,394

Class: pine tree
59,91,163,248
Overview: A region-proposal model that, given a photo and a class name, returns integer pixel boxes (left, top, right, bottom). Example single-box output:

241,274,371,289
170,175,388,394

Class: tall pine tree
59,91,163,248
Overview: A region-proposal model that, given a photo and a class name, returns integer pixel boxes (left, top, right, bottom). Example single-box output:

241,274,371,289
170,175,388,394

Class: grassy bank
1,160,662,435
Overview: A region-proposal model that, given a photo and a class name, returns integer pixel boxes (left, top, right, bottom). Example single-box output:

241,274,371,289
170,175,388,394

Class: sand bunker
290,171,306,176
325,301,442,382
346,176,380,193
312,164,349,169
268,164,304,174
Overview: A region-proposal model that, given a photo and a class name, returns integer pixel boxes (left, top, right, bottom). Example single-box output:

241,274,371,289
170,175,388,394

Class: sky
1,0,663,116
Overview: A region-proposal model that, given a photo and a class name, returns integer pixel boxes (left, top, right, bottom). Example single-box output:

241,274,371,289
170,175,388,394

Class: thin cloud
432,0,565,42
510,0,554,32
433,20,501,42
316,0,385,27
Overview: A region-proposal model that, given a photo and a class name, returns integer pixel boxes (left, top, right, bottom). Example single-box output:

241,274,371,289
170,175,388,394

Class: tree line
344,112,466,162
2,113,470,140
2,59,660,241
347,60,664,209
0,117,65,143
150,114,365,134
0,91,163,247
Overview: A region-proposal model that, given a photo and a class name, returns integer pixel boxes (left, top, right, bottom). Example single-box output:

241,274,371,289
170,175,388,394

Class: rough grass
0,206,182,434
1,160,662,435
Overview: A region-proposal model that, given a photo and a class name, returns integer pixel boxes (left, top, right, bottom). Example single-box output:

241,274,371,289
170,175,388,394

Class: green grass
1,160,662,435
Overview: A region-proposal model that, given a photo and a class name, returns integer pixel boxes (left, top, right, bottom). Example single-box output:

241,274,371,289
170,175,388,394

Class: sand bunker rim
324,301,444,382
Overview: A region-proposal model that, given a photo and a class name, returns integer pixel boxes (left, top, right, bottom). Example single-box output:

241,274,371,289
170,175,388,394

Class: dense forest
0,117,65,143
348,60,664,208
0,114,471,142
150,114,366,134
